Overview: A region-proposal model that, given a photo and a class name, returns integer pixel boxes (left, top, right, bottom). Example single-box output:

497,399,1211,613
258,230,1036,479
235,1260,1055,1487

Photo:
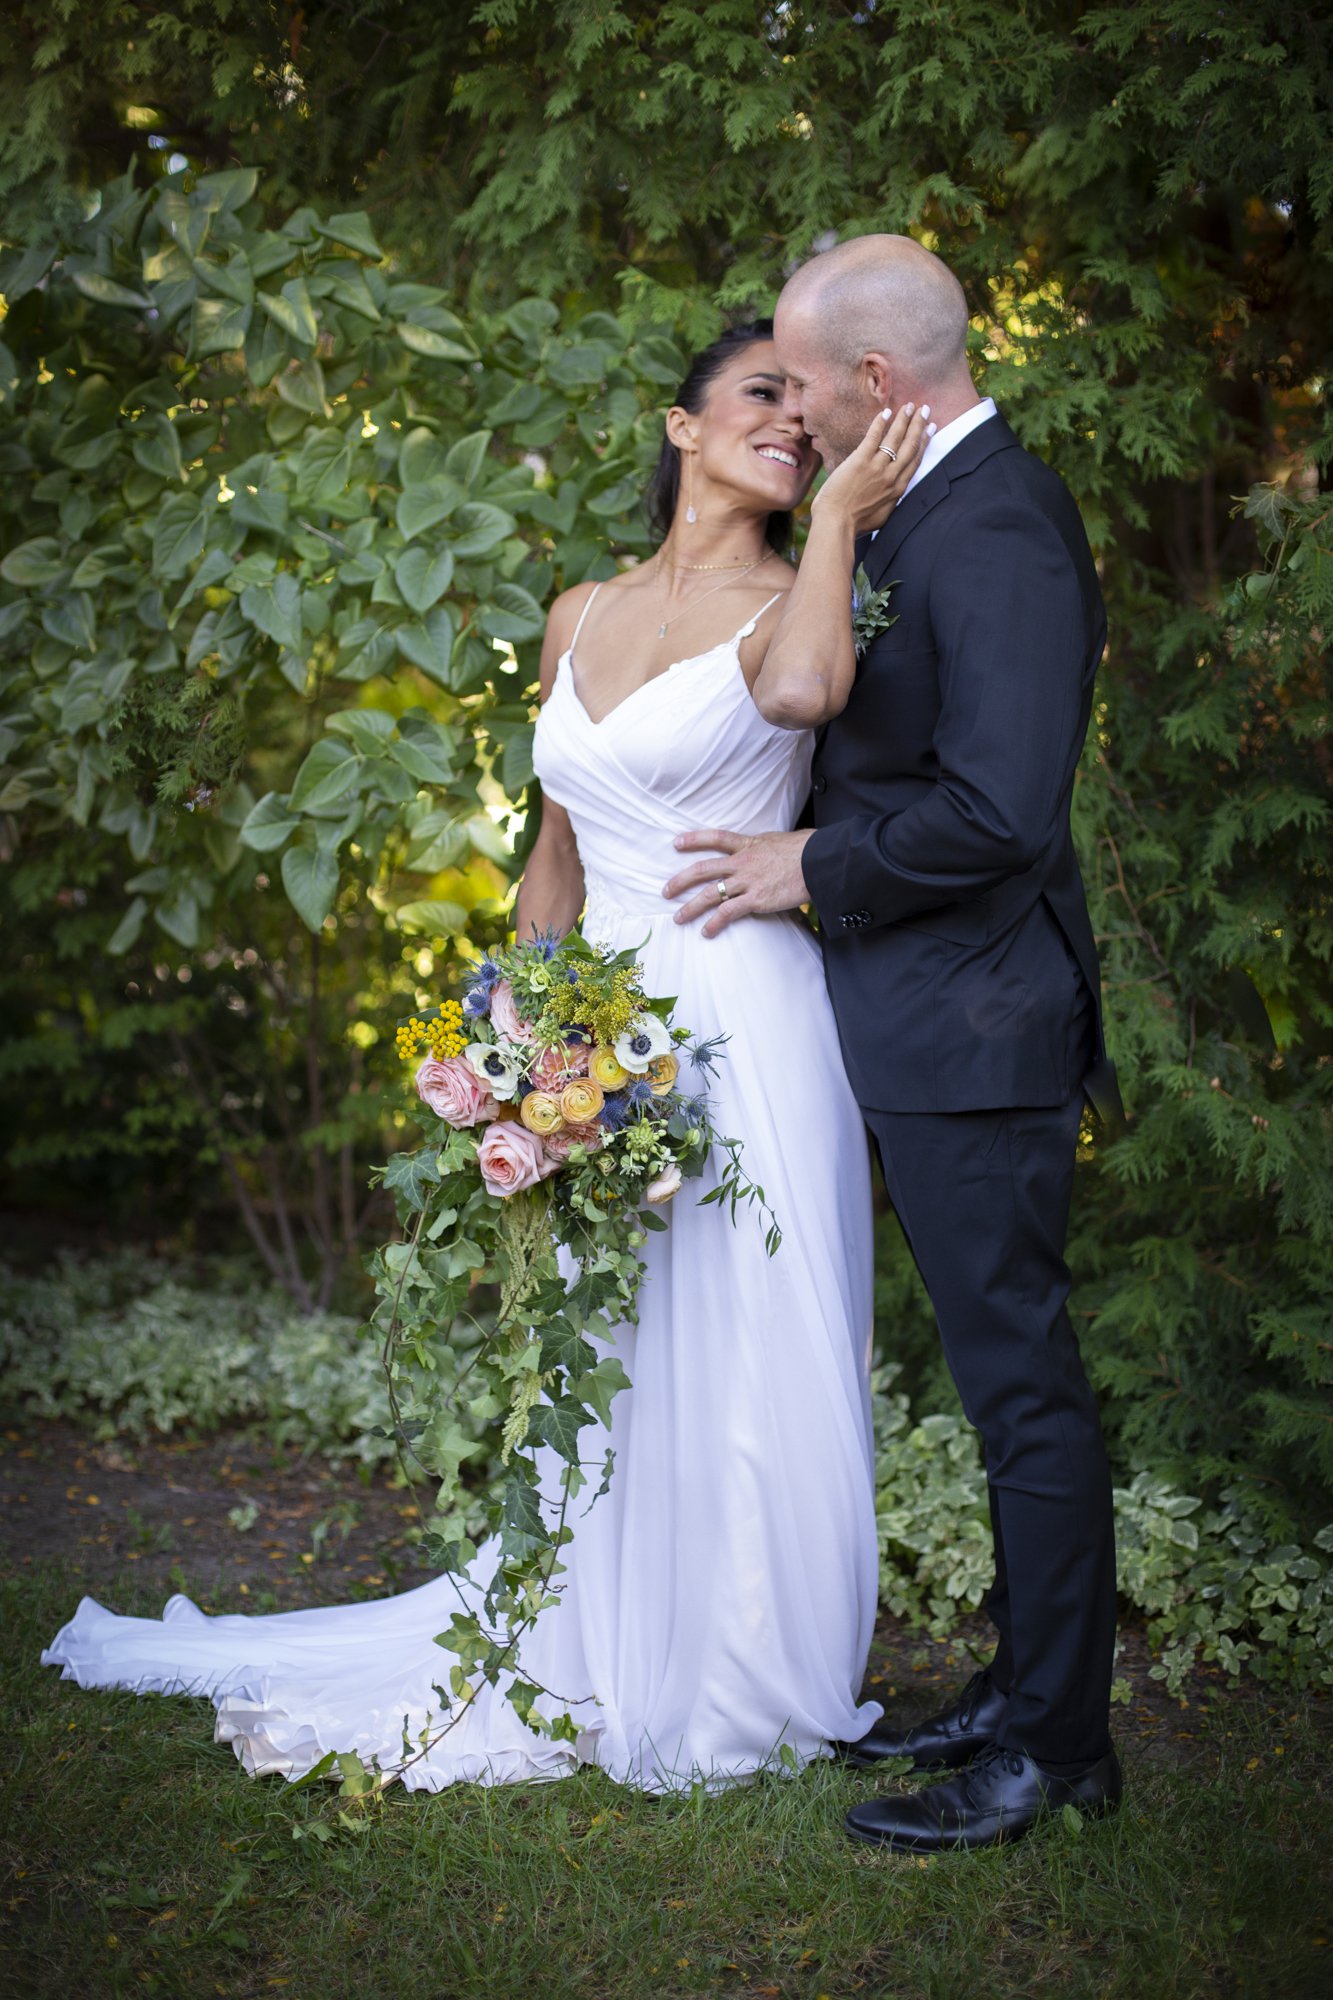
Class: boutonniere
851,565,900,659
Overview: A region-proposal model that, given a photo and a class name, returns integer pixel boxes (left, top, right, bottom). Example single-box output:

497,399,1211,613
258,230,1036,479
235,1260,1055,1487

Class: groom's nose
780,381,805,426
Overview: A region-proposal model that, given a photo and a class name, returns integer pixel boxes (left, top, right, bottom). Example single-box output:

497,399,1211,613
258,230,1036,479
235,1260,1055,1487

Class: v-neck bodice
532,588,813,931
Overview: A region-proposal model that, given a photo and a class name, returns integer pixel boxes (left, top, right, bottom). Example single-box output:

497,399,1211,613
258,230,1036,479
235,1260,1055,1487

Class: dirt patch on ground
1,1416,1300,1767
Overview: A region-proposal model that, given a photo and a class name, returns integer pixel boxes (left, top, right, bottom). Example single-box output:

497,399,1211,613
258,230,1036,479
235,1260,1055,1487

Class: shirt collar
901,396,998,498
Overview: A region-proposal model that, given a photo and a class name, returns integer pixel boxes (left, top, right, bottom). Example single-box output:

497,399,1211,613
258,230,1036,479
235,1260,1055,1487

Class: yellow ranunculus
560,1078,605,1125
519,1090,564,1137
646,1052,679,1096
589,1046,629,1090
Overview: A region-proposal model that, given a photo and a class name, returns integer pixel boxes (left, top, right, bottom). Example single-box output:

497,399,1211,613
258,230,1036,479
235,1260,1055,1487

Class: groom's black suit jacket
801,411,1120,1118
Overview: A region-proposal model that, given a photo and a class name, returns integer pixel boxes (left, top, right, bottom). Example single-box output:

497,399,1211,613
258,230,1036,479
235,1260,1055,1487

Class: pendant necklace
656,548,773,639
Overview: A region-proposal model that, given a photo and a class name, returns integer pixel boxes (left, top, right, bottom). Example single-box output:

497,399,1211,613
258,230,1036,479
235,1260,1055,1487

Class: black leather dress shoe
843,1742,1123,1853
834,1668,1009,1771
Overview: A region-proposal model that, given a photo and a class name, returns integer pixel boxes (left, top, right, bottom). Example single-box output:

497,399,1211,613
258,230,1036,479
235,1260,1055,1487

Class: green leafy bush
870,1369,1333,1696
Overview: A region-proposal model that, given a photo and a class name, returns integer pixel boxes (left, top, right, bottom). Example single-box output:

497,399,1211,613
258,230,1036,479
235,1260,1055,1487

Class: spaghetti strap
567,582,604,655
733,591,785,644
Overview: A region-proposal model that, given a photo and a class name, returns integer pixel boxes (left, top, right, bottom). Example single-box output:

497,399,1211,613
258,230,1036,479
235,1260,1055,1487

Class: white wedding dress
42,588,883,1794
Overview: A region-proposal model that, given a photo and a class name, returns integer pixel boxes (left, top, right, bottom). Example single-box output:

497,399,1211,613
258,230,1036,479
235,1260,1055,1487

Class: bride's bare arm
513,586,592,941
751,404,930,731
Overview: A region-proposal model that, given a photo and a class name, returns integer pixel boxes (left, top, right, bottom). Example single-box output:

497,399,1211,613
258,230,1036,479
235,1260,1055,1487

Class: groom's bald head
773,234,976,466
778,234,970,382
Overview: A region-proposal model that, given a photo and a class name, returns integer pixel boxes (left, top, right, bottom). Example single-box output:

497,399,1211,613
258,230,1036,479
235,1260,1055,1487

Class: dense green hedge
2,3,1331,1535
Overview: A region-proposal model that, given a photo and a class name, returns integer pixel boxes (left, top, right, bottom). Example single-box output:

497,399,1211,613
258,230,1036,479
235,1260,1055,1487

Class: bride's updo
644,319,793,554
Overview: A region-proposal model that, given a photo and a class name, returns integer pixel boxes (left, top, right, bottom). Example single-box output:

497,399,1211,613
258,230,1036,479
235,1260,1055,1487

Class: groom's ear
860,353,895,407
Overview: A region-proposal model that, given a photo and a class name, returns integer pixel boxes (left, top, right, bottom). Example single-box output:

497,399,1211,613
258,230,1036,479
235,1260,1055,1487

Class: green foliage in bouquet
364,928,773,1760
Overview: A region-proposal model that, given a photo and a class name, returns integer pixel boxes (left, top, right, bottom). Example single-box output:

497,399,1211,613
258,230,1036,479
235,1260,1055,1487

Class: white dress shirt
901,395,998,496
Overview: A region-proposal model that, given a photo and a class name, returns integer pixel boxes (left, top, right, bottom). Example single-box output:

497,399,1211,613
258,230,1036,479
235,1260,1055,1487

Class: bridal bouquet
366,927,774,1754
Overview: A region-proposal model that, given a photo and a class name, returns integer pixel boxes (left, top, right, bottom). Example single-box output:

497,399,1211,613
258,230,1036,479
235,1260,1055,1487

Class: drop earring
684,452,697,525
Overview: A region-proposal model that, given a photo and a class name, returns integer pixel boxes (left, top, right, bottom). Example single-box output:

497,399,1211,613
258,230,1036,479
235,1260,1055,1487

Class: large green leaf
71,270,149,311
396,478,461,541
326,707,396,755
288,738,363,813
281,844,339,931
0,537,65,587
395,897,469,935
238,791,300,852
394,545,455,613
152,496,207,580
314,212,385,261
258,276,319,347
477,582,547,642
396,607,458,684
395,322,473,362
239,573,304,653
190,294,252,358
444,430,494,487
449,502,516,559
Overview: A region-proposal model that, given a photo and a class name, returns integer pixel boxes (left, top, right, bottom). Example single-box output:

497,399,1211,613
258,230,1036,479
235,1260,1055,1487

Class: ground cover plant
4,1254,1330,1700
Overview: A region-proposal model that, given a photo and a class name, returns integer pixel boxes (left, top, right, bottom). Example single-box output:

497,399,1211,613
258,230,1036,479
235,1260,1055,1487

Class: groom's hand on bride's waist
664,829,813,936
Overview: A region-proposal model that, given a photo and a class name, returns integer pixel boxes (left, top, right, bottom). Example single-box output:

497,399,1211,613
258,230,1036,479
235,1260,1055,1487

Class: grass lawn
3,1560,1330,2000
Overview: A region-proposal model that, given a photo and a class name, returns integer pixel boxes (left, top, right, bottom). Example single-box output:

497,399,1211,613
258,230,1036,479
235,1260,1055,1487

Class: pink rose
415,1056,498,1129
488,980,534,1045
541,1120,604,1166
529,1039,591,1091
477,1119,552,1197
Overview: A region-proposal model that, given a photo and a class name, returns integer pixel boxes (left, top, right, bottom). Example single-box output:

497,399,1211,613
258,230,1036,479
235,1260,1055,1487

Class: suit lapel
861,413,1023,592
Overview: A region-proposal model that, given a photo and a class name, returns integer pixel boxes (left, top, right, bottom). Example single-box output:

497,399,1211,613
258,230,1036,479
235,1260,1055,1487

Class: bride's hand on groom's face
664,829,814,936
811,403,932,534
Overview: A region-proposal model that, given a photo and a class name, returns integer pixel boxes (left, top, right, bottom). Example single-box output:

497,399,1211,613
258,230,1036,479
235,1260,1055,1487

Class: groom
666,234,1122,1852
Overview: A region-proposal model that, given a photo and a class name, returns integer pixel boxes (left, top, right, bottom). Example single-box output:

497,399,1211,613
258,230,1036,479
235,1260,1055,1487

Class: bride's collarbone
570,574,789,711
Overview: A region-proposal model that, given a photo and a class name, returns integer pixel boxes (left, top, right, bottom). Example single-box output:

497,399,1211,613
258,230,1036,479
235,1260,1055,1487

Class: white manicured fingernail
920,405,931,419
927,422,937,436
904,402,915,415
880,408,892,420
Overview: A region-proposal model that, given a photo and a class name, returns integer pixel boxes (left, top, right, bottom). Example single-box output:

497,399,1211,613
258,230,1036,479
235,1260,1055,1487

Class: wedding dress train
43,589,883,1794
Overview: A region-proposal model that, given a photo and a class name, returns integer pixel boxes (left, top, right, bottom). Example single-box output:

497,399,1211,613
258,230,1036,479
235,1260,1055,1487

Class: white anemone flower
464,1040,523,1101
613,1013,673,1074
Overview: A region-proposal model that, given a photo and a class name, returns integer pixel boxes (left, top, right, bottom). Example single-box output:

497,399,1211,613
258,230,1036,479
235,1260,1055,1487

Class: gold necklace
672,546,773,573
655,550,772,639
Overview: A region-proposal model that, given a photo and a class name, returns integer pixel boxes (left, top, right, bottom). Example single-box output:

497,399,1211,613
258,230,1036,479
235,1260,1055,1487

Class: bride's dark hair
644,319,793,555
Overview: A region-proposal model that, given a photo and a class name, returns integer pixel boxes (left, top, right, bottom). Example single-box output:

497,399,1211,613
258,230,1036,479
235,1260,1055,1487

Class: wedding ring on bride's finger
878,443,898,459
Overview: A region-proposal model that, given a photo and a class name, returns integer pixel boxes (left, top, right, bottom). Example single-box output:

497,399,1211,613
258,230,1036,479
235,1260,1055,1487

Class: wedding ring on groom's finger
716,880,731,900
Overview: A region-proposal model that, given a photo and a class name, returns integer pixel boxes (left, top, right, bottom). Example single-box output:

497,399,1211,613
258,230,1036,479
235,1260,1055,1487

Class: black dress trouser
862,987,1117,1767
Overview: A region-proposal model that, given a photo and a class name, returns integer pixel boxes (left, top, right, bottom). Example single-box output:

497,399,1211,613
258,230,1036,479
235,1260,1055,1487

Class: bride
43,321,927,1795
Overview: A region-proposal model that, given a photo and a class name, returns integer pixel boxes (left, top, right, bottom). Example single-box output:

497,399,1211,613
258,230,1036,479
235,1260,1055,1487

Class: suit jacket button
813,776,827,795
